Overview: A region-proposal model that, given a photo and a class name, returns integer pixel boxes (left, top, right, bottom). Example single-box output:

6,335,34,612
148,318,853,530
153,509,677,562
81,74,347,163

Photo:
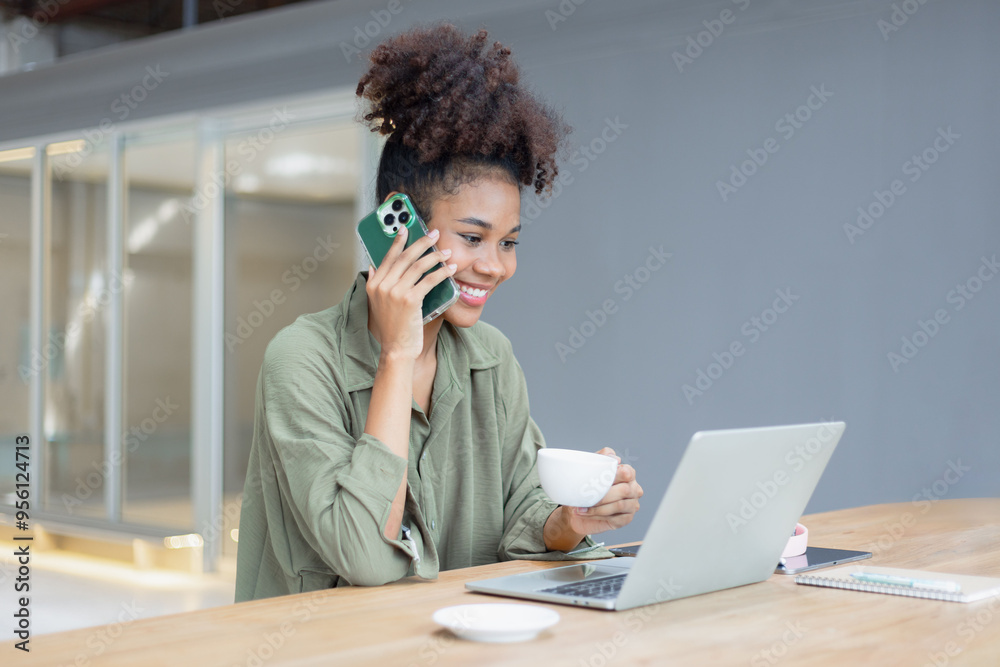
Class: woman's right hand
365,225,456,362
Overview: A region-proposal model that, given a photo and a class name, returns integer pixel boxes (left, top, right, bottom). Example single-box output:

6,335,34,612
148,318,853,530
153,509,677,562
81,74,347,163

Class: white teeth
459,284,487,297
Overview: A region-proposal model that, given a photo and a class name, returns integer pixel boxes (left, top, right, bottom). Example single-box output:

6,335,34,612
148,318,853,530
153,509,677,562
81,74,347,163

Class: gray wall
489,0,1000,544
1,0,997,545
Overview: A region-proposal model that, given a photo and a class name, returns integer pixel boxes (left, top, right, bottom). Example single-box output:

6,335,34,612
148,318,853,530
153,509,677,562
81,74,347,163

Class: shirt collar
341,272,501,391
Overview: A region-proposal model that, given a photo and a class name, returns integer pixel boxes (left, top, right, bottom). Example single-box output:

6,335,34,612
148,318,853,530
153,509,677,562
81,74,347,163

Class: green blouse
235,272,610,601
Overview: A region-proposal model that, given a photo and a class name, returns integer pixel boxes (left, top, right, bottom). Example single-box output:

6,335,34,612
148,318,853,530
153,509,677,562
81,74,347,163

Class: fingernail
575,507,588,514
448,263,457,271
398,226,407,235
442,248,452,256
429,229,439,238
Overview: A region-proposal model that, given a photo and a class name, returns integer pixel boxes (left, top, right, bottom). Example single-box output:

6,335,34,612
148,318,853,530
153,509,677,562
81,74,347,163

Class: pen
567,542,605,555
849,572,962,593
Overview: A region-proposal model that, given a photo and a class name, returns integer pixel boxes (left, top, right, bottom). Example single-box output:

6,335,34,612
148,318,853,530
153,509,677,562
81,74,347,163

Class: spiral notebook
795,565,1000,603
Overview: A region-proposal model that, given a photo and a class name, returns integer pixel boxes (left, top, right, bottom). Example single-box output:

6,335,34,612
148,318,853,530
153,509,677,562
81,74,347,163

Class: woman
235,24,642,602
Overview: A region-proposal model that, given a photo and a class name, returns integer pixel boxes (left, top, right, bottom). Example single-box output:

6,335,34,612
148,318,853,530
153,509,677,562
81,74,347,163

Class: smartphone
610,544,873,576
774,546,872,575
356,193,460,324
609,545,641,557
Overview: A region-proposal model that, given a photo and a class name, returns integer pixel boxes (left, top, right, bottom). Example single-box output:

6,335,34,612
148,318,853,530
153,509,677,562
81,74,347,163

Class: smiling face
423,176,521,328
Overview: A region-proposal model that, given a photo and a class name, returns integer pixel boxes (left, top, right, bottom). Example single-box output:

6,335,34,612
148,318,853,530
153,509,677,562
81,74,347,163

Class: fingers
583,495,640,515
376,225,443,285
395,227,444,275
569,507,636,533
368,227,456,307
596,447,621,463
566,465,643,533
584,512,635,531
400,245,454,290
614,463,637,486
573,475,643,516
368,224,411,288
413,260,458,299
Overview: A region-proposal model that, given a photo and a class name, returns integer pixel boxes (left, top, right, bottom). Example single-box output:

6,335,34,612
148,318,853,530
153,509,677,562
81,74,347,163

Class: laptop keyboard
539,574,626,600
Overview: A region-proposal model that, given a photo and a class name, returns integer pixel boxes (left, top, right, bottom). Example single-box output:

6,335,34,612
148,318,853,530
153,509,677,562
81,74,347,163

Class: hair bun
357,23,569,194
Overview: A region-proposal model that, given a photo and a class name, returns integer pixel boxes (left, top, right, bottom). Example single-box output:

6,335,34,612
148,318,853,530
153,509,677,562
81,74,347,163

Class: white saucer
432,603,560,643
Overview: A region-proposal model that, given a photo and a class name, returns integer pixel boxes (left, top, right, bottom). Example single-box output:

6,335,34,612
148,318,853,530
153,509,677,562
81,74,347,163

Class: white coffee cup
536,448,618,508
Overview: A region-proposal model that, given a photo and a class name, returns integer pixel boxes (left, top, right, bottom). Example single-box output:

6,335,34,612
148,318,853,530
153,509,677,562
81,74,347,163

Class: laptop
466,422,845,611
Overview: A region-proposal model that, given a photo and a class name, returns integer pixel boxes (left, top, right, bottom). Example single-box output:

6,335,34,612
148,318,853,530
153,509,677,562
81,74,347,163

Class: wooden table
7,498,1000,666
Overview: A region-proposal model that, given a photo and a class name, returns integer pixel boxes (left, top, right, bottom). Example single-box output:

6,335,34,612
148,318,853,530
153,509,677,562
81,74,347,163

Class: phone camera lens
398,212,410,224
383,214,395,226
391,199,404,212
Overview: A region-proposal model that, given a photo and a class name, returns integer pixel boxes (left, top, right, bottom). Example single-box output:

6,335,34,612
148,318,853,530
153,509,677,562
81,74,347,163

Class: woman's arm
254,328,415,587
365,352,415,539
363,224,456,539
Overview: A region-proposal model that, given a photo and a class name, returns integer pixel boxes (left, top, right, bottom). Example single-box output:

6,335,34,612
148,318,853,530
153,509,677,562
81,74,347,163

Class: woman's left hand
565,447,643,535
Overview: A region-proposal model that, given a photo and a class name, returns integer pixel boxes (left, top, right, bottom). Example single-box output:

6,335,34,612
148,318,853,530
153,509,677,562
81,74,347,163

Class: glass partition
120,126,197,530
0,91,363,570
221,119,360,557
0,148,34,508
45,140,109,519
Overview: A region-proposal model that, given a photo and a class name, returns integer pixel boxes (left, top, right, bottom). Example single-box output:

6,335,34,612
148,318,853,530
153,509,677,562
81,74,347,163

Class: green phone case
356,193,460,324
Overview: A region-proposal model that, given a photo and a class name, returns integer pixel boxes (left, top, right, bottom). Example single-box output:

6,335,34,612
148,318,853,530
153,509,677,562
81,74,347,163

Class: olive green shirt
235,272,611,602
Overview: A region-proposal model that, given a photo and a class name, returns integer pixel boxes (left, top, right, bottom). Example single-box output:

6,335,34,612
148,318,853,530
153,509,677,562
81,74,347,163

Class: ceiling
0,0,318,68
0,0,315,35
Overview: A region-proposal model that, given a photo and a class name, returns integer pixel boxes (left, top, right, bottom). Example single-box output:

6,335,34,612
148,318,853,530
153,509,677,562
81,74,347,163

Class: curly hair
356,23,570,220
